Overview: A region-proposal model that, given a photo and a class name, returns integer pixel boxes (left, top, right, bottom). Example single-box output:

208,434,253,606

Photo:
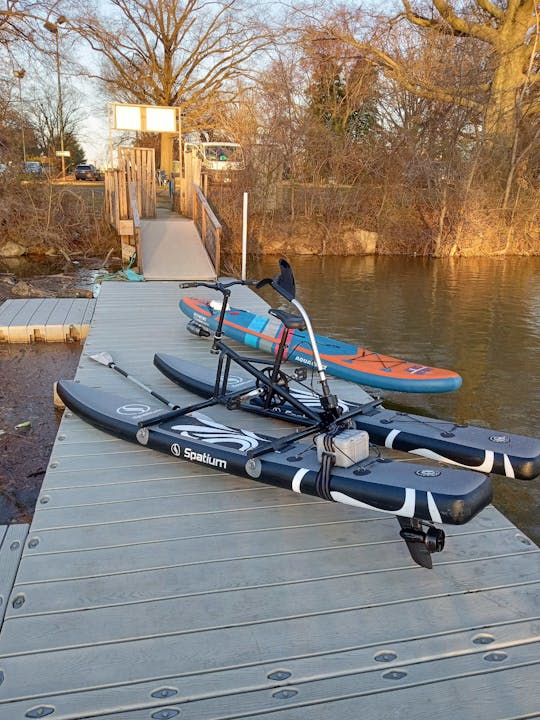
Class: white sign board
114,104,142,131
55,150,71,157
146,107,176,132
112,103,178,133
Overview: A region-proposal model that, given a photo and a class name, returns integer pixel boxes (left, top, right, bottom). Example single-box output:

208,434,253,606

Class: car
74,164,102,181
24,161,43,175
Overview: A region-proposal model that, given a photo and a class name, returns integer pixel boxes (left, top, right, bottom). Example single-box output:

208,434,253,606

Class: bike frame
140,263,379,448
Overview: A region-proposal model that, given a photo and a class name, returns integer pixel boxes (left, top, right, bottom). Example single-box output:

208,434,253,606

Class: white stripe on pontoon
385,429,400,448
292,468,310,493
331,487,416,518
411,448,495,473
503,454,515,479
427,492,443,524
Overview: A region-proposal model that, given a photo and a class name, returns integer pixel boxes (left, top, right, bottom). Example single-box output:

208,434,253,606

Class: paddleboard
179,297,462,393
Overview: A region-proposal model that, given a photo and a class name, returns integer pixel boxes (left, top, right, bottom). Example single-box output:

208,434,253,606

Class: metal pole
44,17,68,179
108,103,114,169
55,31,66,181
14,70,26,162
241,191,248,280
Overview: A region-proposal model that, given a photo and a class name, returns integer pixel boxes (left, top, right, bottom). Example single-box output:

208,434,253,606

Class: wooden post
129,182,142,274
160,133,173,179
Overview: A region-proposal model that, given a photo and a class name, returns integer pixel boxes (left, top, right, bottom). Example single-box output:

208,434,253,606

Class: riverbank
0,253,122,302
0,342,81,524
0,256,118,525
208,182,540,259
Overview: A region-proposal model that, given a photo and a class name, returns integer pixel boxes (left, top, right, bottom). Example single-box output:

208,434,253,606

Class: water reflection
0,255,67,277
251,254,540,543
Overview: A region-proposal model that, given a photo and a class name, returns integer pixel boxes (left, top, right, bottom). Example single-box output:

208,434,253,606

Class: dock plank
5,298,46,342
6,660,536,720
7,536,539,621
0,280,538,720
0,525,28,628
0,603,538,717
13,524,523,586
4,536,540,640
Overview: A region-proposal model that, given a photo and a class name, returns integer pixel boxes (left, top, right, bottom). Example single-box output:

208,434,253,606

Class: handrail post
129,181,143,274
241,191,248,280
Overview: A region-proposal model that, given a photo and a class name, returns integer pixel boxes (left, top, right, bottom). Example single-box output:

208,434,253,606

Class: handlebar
179,279,259,291
179,260,295,304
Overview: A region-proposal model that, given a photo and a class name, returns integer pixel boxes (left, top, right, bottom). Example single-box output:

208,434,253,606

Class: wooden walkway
140,215,216,281
0,281,538,719
0,298,95,343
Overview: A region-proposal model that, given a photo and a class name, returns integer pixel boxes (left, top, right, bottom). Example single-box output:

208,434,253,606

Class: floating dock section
0,281,538,719
0,298,95,343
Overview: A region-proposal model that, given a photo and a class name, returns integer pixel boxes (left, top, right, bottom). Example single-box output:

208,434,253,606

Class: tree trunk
484,49,525,150
483,4,534,152
160,134,174,178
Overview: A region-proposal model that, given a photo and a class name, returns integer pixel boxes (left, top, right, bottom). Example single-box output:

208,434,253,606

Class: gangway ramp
140,216,216,280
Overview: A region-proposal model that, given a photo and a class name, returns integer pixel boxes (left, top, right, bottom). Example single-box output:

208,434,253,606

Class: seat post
269,328,290,384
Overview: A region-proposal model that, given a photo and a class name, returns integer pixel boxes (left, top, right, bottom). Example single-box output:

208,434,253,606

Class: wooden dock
0,281,538,719
0,298,95,343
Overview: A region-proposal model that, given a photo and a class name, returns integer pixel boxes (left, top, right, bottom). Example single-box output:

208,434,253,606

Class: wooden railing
119,146,156,218
104,146,156,268
128,182,142,271
193,184,222,274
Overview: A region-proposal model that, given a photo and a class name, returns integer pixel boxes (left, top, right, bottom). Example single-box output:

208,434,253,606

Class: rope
96,253,144,283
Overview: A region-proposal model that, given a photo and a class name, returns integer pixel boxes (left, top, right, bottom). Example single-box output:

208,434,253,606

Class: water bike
58,260,495,569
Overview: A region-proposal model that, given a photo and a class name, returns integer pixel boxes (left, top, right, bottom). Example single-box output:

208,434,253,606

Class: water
251,255,540,544
0,343,81,524
0,255,67,277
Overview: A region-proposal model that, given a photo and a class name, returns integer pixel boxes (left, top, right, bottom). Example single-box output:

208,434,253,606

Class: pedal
294,367,308,381
228,388,265,410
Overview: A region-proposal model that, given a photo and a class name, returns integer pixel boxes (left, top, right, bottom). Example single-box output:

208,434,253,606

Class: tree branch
401,0,499,44
317,31,485,111
476,0,505,21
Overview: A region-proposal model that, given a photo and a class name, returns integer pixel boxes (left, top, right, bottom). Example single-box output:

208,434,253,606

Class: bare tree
27,83,85,166
0,0,44,45
400,0,539,143
70,0,276,132
307,1,539,155
0,1,70,54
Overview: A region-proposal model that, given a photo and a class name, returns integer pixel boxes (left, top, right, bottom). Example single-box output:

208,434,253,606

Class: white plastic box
315,429,370,468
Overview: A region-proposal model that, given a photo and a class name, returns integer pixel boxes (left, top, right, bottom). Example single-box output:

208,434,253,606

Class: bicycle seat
269,308,306,331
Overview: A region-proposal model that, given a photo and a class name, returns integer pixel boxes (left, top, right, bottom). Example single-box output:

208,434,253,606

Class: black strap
314,431,339,501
